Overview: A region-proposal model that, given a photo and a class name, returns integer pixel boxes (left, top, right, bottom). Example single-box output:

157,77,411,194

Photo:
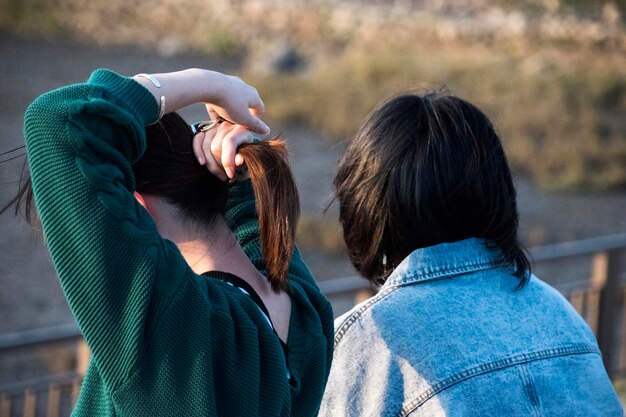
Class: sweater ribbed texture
24,69,334,417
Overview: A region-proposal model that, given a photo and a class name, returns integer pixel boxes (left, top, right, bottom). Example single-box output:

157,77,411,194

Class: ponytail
237,140,300,292
2,119,301,293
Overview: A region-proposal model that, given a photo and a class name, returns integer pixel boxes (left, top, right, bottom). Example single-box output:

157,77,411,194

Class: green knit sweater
24,69,333,416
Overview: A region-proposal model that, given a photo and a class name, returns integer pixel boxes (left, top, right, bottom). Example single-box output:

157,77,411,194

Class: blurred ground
1,32,625,334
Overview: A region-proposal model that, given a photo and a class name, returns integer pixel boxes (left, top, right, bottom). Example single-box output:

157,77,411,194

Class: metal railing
0,324,88,417
1,233,625,417
1,373,82,417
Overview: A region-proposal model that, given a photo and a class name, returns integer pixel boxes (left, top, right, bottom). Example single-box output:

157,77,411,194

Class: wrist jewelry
134,73,166,124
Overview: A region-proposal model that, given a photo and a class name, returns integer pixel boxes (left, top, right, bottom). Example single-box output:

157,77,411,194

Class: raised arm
24,68,269,391
132,69,269,135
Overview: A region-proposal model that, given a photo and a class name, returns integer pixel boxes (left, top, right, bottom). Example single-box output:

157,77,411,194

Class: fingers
193,121,254,181
206,75,270,135
252,96,265,115
209,105,269,136
221,126,253,179
225,75,267,118
204,132,225,181
192,132,206,165
241,112,270,136
237,92,268,134
204,104,220,121
235,153,245,167
193,128,228,181
248,94,266,119
231,112,266,134
192,108,220,166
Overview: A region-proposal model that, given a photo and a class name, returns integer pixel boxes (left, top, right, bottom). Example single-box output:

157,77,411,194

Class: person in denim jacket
319,93,623,417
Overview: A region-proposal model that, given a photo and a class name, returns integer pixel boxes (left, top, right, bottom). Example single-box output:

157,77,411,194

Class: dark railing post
595,249,621,377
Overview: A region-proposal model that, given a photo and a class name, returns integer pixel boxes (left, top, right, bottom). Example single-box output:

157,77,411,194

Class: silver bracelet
134,73,166,123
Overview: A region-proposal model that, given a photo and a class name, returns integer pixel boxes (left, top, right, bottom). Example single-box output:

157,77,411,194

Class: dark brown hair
238,141,299,291
2,112,299,292
1,174,37,226
334,92,530,286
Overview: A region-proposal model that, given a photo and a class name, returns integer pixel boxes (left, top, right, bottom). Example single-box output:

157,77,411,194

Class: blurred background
0,0,625,414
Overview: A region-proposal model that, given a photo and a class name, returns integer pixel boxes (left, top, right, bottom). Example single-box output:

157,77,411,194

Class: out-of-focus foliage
297,215,346,257
247,46,625,191
0,0,624,190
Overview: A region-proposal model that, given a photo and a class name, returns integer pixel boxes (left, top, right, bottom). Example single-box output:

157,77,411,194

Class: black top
202,270,291,375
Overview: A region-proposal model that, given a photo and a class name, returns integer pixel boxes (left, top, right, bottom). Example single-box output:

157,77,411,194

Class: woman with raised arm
319,92,622,417
6,68,333,416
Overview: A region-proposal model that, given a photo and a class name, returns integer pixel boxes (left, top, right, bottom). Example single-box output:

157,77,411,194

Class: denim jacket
319,238,623,417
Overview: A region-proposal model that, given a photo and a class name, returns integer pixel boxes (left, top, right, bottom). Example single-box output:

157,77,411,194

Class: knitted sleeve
24,69,184,391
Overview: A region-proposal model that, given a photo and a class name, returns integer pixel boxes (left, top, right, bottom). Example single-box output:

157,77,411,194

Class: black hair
2,112,300,292
334,92,531,286
135,113,229,226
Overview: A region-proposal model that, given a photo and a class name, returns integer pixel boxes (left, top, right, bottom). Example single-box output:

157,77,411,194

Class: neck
143,195,258,277
166,216,256,278
142,195,292,342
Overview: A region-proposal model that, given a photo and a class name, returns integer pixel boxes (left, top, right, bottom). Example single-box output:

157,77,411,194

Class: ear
134,191,147,208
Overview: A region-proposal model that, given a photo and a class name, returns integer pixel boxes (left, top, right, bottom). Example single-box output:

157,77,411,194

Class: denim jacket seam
385,257,504,289
518,363,542,416
396,344,600,417
335,259,503,347
333,286,398,347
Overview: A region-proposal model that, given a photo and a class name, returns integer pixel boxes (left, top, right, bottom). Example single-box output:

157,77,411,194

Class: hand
192,117,254,181
133,69,270,135
206,74,270,136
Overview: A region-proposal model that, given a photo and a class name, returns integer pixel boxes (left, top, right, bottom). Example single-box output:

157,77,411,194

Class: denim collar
381,238,505,290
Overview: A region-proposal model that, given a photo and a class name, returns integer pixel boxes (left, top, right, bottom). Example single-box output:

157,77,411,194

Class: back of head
2,112,299,292
135,112,300,292
135,112,229,226
334,92,530,286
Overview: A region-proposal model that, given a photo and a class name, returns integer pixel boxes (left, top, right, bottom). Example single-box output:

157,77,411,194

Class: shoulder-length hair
334,92,530,286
